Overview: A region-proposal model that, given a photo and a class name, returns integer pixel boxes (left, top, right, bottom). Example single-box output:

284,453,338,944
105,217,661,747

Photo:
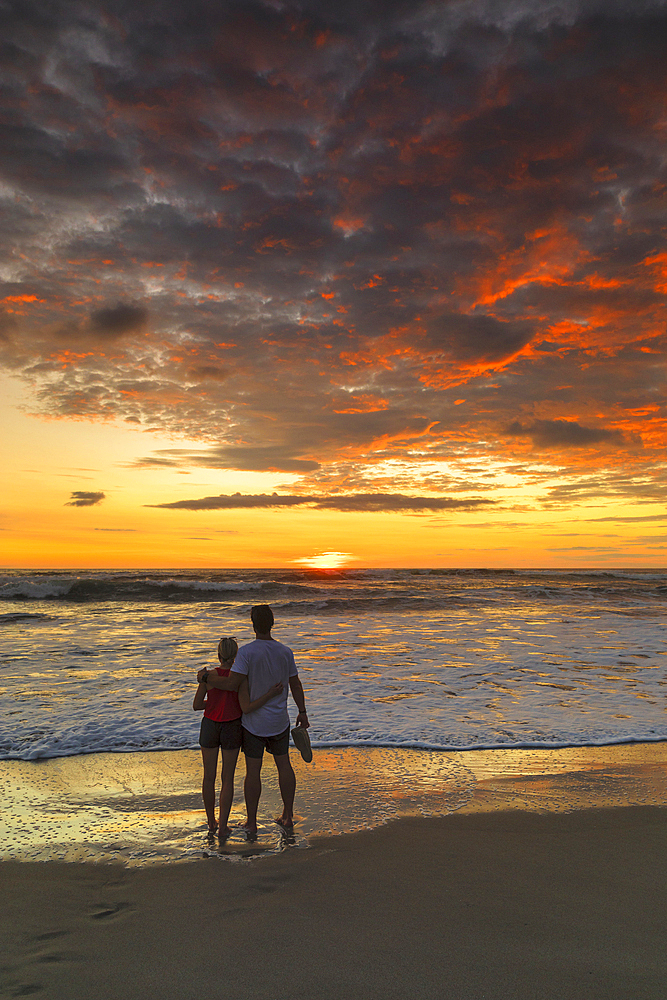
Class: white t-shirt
232,637,298,737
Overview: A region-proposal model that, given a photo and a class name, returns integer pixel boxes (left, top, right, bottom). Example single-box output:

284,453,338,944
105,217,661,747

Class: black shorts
242,725,290,759
199,715,243,750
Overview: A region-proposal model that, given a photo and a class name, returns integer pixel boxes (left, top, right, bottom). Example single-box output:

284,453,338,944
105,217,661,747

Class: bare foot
275,815,294,829
207,822,219,835
218,825,232,840
236,821,258,838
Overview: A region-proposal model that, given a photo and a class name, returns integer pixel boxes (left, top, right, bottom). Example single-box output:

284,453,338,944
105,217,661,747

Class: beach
2,568,667,996
2,743,667,998
5,0,667,991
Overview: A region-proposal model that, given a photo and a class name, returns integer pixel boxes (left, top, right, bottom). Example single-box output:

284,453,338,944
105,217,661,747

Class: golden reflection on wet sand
0,742,665,865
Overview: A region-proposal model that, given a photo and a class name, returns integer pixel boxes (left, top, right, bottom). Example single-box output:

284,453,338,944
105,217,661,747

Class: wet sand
1,741,666,863
1,806,666,999
1,744,667,998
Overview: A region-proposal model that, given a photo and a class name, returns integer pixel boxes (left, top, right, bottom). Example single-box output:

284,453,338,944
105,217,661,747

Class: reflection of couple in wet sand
193,604,311,838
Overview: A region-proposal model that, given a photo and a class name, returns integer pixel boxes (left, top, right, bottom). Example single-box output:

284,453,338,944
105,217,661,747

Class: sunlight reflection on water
2,568,667,758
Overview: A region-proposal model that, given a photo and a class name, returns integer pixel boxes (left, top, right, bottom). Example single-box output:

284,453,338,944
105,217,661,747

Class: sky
1,0,667,569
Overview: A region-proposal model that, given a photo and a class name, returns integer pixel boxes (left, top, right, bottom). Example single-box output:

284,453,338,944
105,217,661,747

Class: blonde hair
217,636,238,662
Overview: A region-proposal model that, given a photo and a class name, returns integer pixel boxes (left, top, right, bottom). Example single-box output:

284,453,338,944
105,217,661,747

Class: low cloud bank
148,492,494,512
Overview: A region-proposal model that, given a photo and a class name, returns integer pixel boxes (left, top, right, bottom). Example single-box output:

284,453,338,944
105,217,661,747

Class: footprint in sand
246,873,290,895
3,928,81,996
89,901,132,920
0,980,44,997
34,952,79,964
29,931,69,943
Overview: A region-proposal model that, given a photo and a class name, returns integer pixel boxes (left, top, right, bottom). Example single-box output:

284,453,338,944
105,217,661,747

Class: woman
193,636,282,837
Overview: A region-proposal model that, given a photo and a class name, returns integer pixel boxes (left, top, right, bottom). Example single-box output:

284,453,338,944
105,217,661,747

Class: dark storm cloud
89,304,148,340
426,315,535,363
65,491,106,506
148,492,493,511
2,0,667,507
506,419,624,448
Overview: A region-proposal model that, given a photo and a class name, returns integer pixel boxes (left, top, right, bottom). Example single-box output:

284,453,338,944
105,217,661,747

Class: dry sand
2,804,666,1000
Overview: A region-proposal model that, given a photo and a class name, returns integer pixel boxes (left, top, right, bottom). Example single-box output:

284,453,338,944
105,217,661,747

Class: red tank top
204,667,241,722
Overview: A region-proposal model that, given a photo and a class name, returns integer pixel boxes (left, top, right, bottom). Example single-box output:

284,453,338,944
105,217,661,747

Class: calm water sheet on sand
1,743,666,864
1,567,667,862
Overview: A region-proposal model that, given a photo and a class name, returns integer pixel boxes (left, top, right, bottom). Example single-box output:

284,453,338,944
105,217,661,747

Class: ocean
2,567,667,761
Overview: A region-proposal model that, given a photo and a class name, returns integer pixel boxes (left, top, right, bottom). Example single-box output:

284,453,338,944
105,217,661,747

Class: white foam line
4,732,667,762
310,734,667,751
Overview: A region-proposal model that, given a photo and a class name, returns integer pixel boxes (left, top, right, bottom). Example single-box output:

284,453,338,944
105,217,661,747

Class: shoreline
6,729,667,762
2,805,666,999
1,740,666,865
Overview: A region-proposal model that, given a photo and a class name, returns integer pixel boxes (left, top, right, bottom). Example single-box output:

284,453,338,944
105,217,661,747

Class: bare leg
218,748,239,837
274,752,296,828
201,747,219,832
243,755,263,834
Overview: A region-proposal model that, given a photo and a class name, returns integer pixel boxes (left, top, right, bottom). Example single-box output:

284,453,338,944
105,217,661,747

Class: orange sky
1,1,667,568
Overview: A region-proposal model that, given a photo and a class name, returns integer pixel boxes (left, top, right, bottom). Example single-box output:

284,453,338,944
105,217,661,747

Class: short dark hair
251,604,274,633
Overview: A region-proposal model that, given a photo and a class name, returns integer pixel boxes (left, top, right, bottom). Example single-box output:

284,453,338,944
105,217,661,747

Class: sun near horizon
2,374,667,571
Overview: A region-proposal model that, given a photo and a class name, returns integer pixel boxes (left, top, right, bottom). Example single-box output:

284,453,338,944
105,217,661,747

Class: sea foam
1,567,666,760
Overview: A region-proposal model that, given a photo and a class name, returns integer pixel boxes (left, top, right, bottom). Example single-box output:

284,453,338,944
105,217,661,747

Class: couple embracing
193,604,311,837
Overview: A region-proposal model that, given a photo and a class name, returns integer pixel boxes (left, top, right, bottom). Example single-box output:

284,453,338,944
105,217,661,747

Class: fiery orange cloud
1,0,667,526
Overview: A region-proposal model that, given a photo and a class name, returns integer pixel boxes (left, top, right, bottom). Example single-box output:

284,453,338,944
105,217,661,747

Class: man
197,604,309,833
